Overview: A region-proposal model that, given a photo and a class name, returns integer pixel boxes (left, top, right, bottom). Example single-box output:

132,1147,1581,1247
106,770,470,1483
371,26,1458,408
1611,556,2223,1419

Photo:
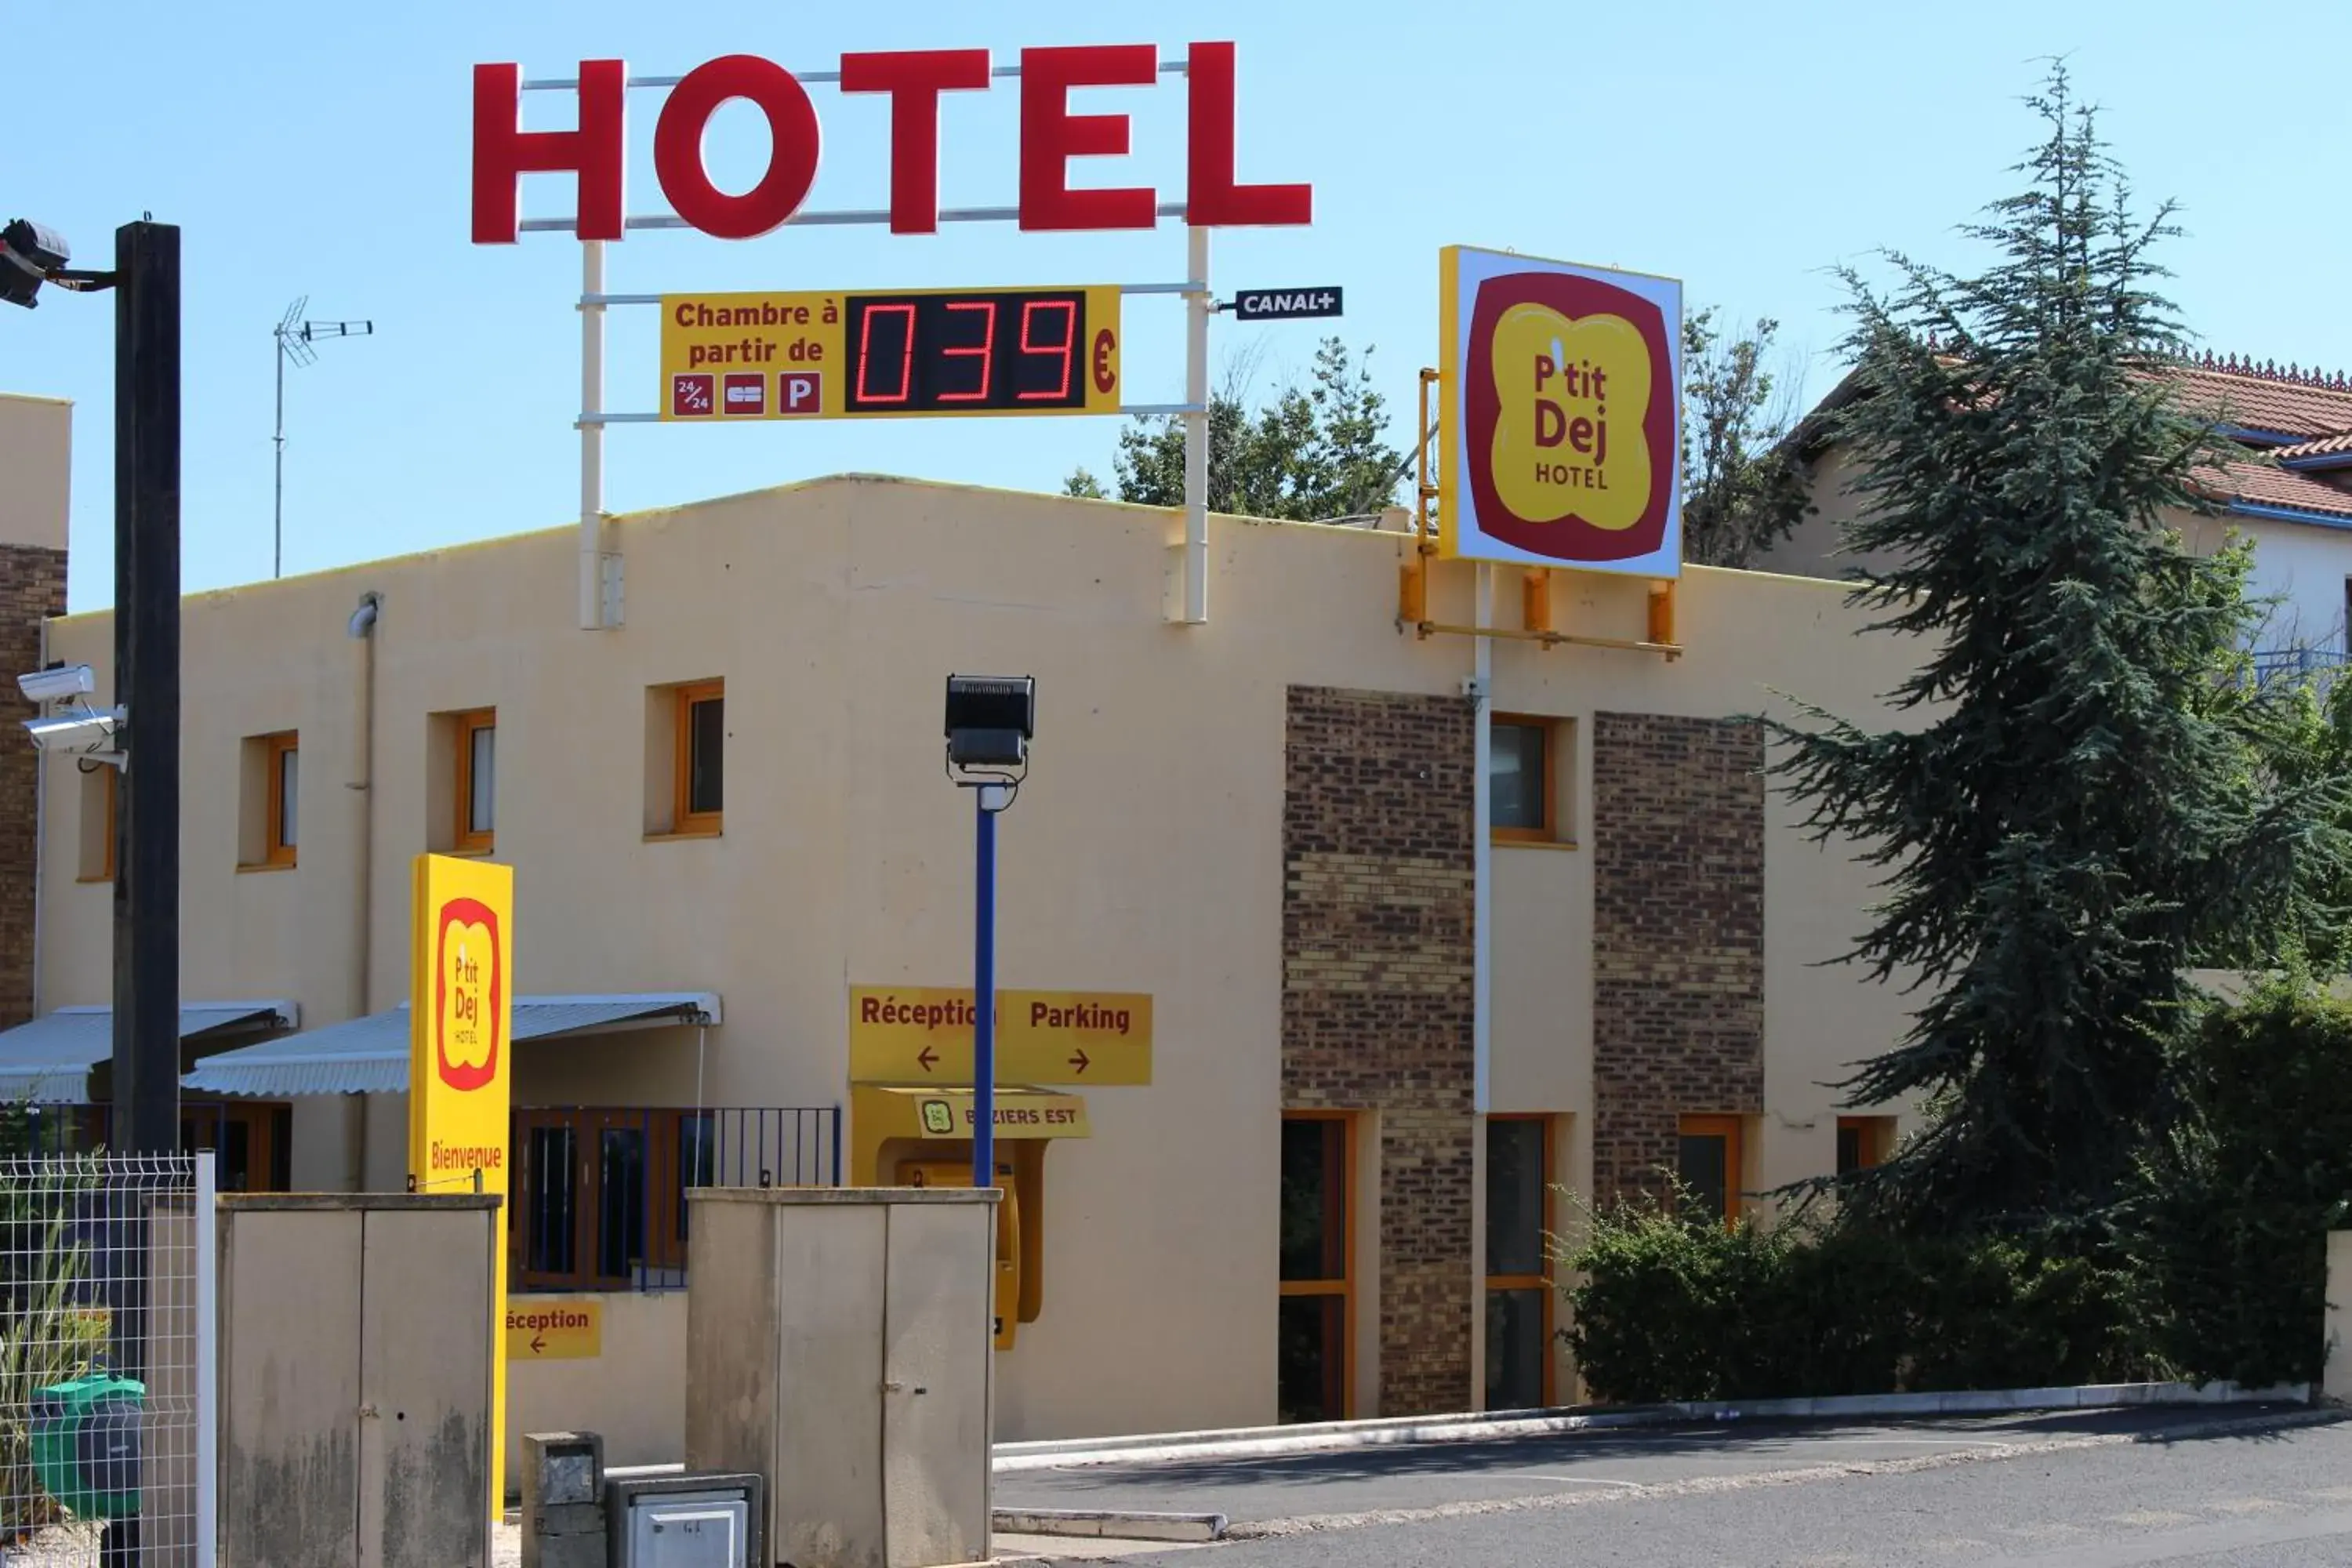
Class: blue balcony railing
510,1104,840,1294
2249,646,2350,688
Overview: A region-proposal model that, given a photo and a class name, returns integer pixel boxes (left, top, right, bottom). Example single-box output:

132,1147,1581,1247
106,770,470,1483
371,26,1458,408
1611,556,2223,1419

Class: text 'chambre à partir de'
673,298,837,369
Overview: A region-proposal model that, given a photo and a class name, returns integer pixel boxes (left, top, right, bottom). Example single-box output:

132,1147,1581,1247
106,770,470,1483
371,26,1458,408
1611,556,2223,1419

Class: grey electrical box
524,1431,608,1568
685,1188,996,1568
608,1472,764,1568
216,1195,500,1568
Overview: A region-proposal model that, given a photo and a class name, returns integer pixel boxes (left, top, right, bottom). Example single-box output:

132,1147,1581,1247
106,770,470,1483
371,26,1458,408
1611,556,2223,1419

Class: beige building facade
0,392,1922,1455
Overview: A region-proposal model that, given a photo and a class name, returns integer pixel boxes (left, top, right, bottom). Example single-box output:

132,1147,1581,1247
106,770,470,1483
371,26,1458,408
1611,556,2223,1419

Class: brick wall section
1282,686,1475,1416
1591,713,1766,1204
0,546,68,1029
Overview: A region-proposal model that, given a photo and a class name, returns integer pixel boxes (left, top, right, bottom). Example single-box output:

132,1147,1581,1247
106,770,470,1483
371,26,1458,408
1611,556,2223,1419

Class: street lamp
2,216,183,1164
4,214,181,1568
945,675,1034,1190
0,220,70,308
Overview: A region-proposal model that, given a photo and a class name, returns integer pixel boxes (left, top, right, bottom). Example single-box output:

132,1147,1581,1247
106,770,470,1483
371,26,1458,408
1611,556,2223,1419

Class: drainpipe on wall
345,591,380,1191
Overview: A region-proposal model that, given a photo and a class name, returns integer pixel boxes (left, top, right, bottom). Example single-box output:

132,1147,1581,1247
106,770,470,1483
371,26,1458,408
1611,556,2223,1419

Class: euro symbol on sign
1093,329,1116,394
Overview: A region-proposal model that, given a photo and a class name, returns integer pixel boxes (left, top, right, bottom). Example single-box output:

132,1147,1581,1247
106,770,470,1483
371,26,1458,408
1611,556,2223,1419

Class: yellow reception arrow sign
506,1301,601,1361
848,987,1151,1086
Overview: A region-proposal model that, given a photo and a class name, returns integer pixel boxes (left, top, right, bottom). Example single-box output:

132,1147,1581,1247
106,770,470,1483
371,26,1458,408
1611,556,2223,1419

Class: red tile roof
2196,457,2352,521
1802,353,2352,524
2161,358,2352,441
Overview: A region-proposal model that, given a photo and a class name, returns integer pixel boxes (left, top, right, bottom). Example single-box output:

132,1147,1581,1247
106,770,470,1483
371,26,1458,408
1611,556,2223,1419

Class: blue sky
7,0,2347,611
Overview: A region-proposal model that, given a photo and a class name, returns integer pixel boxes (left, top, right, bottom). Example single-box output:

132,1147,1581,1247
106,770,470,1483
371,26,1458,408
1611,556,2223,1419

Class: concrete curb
990,1380,2310,1473
993,1508,1228,1542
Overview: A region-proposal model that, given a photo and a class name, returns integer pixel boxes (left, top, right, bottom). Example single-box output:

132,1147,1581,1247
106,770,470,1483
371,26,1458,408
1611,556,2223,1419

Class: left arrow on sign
916,1045,938,1073
529,1334,546,1355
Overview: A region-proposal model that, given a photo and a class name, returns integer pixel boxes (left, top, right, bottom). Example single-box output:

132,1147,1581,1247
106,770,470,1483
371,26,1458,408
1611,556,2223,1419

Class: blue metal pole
973,790,997,1189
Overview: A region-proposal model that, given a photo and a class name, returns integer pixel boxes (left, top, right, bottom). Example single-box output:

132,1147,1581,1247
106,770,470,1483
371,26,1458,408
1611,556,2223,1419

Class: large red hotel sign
471,43,1313,242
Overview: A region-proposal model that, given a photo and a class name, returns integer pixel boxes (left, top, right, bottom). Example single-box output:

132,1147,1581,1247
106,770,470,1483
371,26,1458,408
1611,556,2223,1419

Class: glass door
1277,1112,1353,1422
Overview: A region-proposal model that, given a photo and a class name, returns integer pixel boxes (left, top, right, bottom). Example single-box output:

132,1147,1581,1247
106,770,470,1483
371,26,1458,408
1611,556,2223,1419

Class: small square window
239,731,298,870
649,680,724,838
1490,716,1574,845
1677,1114,1744,1230
76,765,114,884
1837,1115,1898,1178
453,710,495,854
684,689,724,820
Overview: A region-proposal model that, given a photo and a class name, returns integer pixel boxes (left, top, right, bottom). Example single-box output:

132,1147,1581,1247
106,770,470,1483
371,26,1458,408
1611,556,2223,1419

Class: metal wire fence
0,1152,211,1568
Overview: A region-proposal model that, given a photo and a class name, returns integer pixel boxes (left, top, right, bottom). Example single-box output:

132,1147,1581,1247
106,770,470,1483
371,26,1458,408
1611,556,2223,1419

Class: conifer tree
1773,69,2348,1231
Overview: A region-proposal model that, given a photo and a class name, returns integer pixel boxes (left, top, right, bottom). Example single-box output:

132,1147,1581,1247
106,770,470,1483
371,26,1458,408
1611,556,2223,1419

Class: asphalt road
1001,1405,2352,1566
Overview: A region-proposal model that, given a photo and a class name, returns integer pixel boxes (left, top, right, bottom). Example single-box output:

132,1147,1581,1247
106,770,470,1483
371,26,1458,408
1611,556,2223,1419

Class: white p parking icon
779,372,823,416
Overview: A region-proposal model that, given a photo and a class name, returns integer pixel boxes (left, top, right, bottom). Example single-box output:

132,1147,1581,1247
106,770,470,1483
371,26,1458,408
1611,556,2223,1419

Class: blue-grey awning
180,992,721,1099
0,1001,299,1104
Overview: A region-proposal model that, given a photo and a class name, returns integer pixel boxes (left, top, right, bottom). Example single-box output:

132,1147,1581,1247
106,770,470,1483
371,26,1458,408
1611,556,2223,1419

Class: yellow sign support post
407,852,515,1526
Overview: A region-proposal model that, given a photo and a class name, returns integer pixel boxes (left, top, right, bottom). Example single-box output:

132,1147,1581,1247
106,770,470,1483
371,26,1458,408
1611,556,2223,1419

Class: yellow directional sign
848,986,1152,1086
506,1301,601,1362
855,1085,1093,1145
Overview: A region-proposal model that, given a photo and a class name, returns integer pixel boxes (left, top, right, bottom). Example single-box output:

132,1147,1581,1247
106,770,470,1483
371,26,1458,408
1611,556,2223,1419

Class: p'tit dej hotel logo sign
1439,247,1684,578
469,43,1314,243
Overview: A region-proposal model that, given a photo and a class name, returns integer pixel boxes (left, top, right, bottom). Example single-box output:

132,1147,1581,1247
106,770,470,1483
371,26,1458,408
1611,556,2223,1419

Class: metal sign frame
507,55,1217,632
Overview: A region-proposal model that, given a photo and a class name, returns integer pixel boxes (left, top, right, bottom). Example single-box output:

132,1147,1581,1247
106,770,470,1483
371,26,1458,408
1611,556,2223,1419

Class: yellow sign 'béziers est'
848,987,1152,1086
660,285,1123,422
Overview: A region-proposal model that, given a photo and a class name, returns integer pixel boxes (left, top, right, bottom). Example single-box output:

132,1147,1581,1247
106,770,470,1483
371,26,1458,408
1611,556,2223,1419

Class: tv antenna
274,298,374,579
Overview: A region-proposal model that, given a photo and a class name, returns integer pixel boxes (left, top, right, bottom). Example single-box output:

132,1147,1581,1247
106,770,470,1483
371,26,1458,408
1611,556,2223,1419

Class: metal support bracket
600,550,625,628
1411,621,1683,660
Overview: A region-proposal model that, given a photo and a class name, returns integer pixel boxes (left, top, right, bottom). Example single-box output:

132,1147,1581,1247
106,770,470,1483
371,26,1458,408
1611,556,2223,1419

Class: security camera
16,664,94,705
0,220,69,310
24,707,123,757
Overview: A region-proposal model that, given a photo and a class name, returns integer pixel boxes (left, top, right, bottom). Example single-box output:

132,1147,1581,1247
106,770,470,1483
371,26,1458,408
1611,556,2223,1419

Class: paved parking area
995,1405,2313,1526
1000,1406,2352,1566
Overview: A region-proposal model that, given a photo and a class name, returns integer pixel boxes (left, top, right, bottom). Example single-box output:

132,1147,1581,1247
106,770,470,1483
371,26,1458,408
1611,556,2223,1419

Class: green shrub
1557,1192,2154,1404
2116,978,2352,1387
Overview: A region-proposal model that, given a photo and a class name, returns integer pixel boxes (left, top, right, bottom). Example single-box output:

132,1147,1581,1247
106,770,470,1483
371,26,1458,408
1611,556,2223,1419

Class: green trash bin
31,1373,143,1520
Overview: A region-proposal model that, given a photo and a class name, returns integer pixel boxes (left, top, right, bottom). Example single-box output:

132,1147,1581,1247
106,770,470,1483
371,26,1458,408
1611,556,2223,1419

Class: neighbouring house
1763,354,2352,680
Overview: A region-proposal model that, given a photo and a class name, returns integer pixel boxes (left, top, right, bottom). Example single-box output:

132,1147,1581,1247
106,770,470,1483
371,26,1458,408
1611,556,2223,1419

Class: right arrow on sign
1069,1047,1091,1076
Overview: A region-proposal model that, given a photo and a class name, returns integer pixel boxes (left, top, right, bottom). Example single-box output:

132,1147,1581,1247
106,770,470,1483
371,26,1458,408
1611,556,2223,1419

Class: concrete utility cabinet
216,1194,501,1568
685,1188,997,1568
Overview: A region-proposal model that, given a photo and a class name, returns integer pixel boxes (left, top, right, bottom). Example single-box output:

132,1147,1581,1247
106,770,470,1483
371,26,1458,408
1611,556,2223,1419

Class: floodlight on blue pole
944,674,1035,1189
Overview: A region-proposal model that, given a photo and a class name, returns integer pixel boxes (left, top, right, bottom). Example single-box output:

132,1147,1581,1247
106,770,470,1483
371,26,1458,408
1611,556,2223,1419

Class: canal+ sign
471,43,1313,243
